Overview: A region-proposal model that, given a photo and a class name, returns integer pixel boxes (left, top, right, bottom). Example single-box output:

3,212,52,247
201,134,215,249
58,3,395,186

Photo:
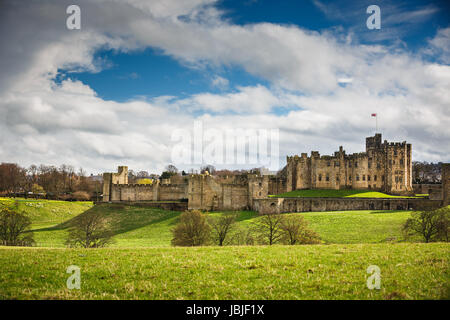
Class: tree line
412,161,442,184
0,163,101,200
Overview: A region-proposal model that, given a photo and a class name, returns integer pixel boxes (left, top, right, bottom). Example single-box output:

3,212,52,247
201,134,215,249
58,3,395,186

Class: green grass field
0,198,448,300
270,189,422,198
0,244,448,300
26,203,416,247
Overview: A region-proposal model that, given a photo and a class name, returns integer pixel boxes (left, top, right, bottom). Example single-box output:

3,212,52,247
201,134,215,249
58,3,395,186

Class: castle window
363,175,366,181
356,175,360,181
355,162,358,168
349,162,352,168
318,174,322,181
374,175,377,181
368,162,371,169
377,163,381,169
394,150,397,156
349,175,352,181
395,176,398,183
399,177,402,183
336,176,340,182
335,161,339,167
326,175,330,182
327,161,331,167
259,182,262,187
400,159,404,165
393,160,395,164
382,175,385,182
368,175,371,181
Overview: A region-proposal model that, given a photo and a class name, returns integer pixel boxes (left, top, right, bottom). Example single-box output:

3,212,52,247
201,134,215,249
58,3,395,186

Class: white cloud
0,0,449,174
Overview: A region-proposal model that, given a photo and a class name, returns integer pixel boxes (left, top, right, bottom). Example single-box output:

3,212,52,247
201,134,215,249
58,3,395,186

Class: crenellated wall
253,197,442,214
286,134,413,195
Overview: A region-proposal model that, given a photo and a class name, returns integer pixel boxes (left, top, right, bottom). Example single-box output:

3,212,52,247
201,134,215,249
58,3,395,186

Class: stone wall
253,197,442,214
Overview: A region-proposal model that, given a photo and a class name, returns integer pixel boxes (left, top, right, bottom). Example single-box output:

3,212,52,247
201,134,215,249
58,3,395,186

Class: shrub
0,203,35,246
172,210,211,246
253,212,285,245
280,215,321,245
72,191,91,201
65,212,114,248
208,213,236,246
403,207,449,243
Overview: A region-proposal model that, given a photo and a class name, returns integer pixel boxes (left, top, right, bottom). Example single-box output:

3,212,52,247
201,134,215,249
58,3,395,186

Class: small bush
72,191,91,201
403,207,449,243
172,210,211,246
66,212,114,248
280,215,321,245
0,203,35,246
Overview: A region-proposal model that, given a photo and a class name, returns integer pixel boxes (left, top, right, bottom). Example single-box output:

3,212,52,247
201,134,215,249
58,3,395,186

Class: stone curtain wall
253,198,442,214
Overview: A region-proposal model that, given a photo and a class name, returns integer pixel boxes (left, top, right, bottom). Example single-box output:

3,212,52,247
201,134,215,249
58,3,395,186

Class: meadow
10,199,420,247
0,197,448,300
0,244,448,300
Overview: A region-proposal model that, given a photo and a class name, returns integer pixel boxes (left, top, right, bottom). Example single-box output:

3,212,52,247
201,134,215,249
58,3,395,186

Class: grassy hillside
0,243,448,300
27,202,414,247
0,198,427,246
270,189,421,198
0,197,94,247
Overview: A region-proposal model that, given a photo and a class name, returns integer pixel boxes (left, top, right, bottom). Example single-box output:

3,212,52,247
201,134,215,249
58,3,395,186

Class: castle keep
286,134,412,194
102,134,447,213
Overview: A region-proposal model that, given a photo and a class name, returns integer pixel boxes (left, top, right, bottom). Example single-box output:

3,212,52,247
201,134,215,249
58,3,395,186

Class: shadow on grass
368,210,411,214
31,203,182,237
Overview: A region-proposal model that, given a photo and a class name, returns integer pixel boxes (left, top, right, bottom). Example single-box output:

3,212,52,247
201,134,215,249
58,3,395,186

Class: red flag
371,113,377,117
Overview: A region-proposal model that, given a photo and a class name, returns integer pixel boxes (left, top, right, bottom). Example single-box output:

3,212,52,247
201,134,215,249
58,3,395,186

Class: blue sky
66,0,450,103
0,0,449,174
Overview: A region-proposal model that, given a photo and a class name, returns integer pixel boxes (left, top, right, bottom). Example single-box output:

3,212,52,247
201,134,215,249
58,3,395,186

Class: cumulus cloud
0,0,449,174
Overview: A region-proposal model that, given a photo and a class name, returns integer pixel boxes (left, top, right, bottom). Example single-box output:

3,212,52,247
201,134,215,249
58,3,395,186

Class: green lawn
270,189,420,198
0,243,448,300
29,205,414,247
0,198,448,300
0,198,424,246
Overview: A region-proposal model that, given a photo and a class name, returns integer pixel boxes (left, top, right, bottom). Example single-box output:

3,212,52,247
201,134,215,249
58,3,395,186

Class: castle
102,134,447,213
286,133,412,194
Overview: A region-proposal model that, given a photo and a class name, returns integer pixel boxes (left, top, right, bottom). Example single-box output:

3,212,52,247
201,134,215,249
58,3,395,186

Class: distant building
286,134,412,195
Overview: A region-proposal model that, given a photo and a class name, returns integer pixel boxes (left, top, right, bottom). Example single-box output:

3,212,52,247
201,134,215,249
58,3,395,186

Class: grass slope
14,197,414,246
0,198,94,247
0,244,448,300
270,189,421,198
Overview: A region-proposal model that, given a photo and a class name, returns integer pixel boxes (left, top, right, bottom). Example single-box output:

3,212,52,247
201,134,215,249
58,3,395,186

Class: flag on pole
371,113,378,132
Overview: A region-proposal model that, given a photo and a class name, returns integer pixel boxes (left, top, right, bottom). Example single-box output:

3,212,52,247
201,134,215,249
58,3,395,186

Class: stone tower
102,166,128,201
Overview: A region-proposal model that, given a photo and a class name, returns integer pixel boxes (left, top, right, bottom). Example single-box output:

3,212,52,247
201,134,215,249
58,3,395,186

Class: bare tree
0,202,35,246
280,215,320,245
254,212,285,245
229,226,255,245
209,213,236,246
172,210,211,246
66,212,114,248
403,207,449,243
